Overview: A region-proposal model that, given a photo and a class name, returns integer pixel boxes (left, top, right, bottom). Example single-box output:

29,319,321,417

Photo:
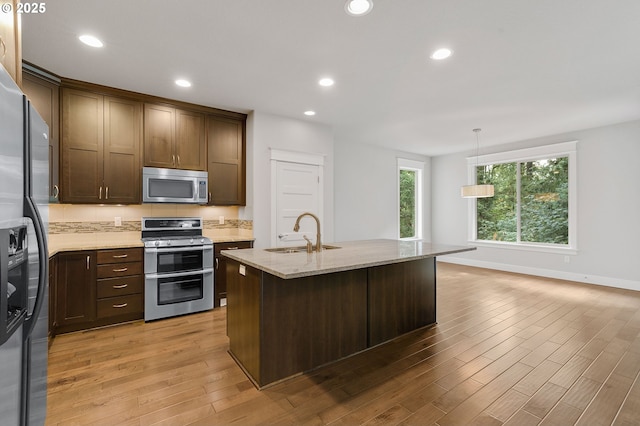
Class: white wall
334,142,431,242
432,120,640,291
244,111,334,248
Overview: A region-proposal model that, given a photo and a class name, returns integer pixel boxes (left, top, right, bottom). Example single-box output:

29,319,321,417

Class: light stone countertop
48,231,253,257
221,239,476,279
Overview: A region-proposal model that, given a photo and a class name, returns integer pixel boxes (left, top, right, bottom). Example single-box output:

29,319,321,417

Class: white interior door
273,161,321,247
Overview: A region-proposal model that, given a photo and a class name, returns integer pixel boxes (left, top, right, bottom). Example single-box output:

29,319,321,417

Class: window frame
397,158,424,240
467,141,577,254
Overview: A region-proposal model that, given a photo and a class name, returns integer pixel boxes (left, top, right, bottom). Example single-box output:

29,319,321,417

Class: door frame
270,149,325,247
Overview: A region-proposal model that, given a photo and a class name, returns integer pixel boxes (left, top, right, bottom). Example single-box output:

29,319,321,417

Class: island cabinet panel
214,240,253,308
226,260,262,382
368,258,436,347
226,259,369,388
260,269,368,386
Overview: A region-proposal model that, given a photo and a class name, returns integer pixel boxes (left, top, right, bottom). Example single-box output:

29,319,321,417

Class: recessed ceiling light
304,111,316,116
345,0,373,16
318,78,335,87
78,35,104,48
175,79,192,88
430,48,453,60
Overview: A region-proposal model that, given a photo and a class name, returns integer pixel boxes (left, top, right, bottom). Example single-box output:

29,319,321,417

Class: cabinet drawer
97,275,142,298
97,294,143,319
214,241,253,255
97,248,142,264
97,261,142,279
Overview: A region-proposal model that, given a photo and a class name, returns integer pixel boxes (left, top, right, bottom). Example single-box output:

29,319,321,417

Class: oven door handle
145,268,214,280
146,245,213,254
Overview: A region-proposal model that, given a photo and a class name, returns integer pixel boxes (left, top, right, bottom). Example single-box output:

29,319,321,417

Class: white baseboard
438,257,640,292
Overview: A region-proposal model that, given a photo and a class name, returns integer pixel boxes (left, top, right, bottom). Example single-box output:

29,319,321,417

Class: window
467,142,577,253
398,159,423,239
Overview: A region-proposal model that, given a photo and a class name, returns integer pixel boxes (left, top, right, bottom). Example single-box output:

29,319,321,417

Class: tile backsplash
49,204,252,234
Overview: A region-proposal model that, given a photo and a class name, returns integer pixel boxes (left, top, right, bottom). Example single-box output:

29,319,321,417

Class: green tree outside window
477,157,569,245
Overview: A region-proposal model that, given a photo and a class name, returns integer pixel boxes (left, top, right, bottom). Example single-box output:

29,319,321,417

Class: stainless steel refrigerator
0,63,49,426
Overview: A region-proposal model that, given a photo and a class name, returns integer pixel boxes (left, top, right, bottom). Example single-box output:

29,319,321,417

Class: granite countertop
48,231,254,257
221,239,476,279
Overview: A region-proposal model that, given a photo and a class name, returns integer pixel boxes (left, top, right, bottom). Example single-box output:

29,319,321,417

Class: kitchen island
221,239,475,388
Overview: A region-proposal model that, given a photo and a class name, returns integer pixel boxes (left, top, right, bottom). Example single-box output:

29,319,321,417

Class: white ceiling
21,0,640,156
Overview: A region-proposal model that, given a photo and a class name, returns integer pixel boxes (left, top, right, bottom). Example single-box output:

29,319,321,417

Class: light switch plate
114,216,122,226
239,264,246,276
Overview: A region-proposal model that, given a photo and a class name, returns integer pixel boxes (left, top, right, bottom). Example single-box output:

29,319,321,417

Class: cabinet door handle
209,192,211,203
53,185,60,199
0,37,5,59
105,186,109,199
177,155,180,166
99,186,103,200
172,154,176,166
113,303,128,309
112,267,128,272
86,255,90,270
112,284,128,289
227,247,239,250
112,254,128,259
215,258,219,270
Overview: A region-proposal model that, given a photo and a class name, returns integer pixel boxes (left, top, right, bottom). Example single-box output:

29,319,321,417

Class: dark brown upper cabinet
22,64,61,203
144,104,206,171
207,115,246,205
61,87,142,204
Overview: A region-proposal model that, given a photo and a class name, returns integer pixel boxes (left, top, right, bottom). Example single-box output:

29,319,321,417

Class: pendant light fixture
461,128,494,198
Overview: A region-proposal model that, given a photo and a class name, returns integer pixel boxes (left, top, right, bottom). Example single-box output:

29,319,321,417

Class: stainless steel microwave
142,167,208,204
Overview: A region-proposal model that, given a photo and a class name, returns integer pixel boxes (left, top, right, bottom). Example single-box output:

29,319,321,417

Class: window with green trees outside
399,169,416,238
476,157,569,245
398,158,423,240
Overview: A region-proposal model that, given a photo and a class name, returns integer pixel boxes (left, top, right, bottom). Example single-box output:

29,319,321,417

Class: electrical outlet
219,215,225,225
114,216,122,227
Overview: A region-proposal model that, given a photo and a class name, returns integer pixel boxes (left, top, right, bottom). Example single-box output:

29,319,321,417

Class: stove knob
167,241,171,246
155,241,160,247
190,238,194,244
200,238,205,243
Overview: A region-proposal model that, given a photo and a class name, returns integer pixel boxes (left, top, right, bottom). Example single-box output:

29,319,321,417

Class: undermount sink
264,245,341,254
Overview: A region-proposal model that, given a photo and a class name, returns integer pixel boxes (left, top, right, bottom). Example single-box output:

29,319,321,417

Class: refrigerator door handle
22,197,48,338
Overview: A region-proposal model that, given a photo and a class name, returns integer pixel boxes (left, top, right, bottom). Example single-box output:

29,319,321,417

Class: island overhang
221,239,476,279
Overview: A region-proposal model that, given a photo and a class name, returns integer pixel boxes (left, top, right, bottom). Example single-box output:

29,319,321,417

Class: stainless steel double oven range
142,217,213,321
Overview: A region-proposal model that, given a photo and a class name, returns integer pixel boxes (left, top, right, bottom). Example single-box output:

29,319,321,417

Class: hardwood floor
45,263,640,425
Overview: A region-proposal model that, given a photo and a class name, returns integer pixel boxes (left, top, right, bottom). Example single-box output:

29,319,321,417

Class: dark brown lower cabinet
95,248,144,323
53,248,143,335
226,257,437,388
48,256,57,342
55,251,97,334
